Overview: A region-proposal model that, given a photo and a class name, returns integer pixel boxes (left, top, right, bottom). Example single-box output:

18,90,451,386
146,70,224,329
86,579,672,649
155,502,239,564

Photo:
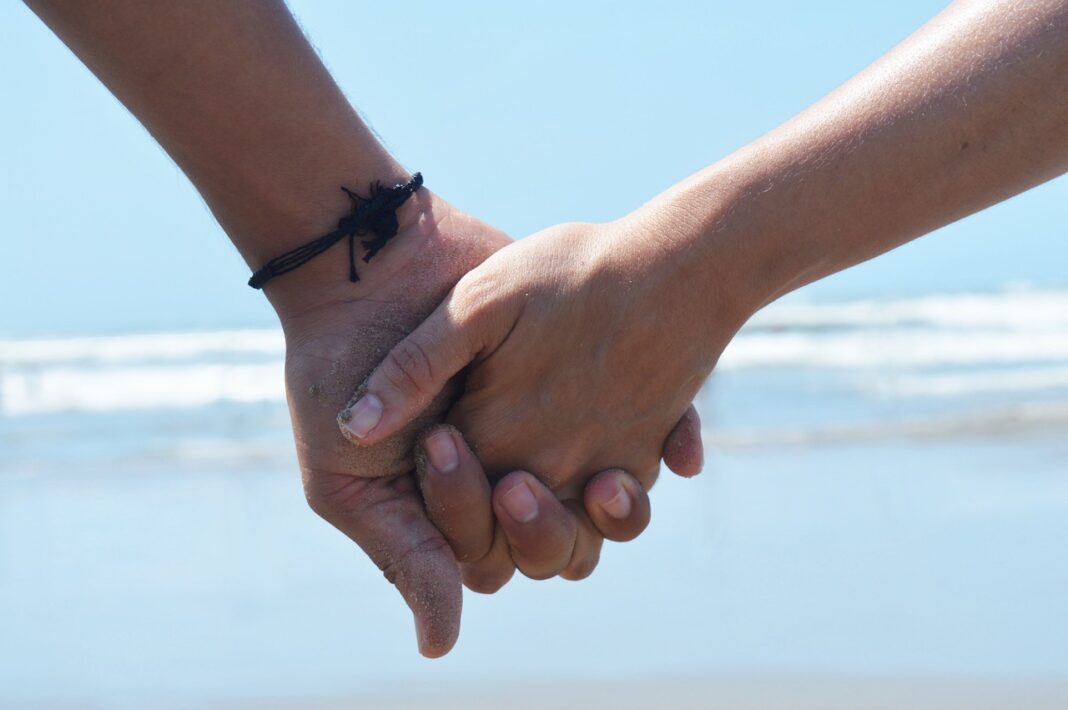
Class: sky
1,0,1065,337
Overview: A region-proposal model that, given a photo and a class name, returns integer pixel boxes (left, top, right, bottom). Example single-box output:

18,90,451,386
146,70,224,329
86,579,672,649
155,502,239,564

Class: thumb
337,295,482,446
304,472,463,658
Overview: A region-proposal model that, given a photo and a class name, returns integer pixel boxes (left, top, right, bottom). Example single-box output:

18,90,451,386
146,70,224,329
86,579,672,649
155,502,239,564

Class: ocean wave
747,290,1068,331
721,330,1068,369
0,329,284,367
872,367,1068,397
3,289,1068,415
2,290,1065,366
1,362,285,415
707,401,1068,449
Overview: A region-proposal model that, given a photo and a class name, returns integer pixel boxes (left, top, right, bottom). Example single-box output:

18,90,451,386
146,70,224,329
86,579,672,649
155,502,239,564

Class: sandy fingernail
425,431,459,473
501,482,539,523
601,482,633,520
339,394,382,439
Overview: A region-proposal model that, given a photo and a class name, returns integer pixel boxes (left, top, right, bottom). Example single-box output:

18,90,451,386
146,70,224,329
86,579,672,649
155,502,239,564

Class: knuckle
300,471,374,522
512,540,574,580
453,264,498,306
428,506,494,564
602,512,649,543
516,563,560,582
380,536,451,586
383,338,434,398
560,554,598,582
462,562,514,595
447,521,495,564
454,540,492,565
635,462,660,493
303,487,331,519
450,270,514,341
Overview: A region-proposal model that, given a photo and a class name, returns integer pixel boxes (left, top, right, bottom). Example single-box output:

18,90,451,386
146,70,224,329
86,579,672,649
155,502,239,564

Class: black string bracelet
247,172,424,289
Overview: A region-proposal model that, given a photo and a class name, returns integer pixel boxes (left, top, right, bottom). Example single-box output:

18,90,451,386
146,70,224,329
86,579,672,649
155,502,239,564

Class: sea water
1,289,1066,705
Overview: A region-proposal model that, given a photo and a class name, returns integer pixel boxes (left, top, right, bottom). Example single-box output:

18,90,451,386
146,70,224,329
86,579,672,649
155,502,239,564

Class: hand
281,192,691,655
339,211,741,524
414,406,703,590
28,0,706,656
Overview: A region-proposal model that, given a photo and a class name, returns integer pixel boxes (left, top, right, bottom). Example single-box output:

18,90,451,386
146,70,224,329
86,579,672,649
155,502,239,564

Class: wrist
265,187,446,328
632,149,841,327
197,128,436,323
169,92,423,321
620,162,770,333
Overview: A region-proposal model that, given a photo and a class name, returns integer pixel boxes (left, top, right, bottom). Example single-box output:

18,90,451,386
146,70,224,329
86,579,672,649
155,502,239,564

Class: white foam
0,362,285,415
707,401,1068,449
728,290,1068,369
721,329,1068,369
0,329,284,367
2,289,1068,415
874,367,1068,397
749,290,1068,331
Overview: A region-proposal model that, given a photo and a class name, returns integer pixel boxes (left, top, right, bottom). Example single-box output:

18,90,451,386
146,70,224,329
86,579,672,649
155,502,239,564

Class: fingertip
345,310,481,447
494,471,542,525
409,571,462,658
663,405,704,478
417,425,495,564
337,389,388,445
390,542,463,659
461,527,516,594
558,558,597,582
558,500,603,582
310,467,464,659
584,469,651,542
493,471,578,580
462,561,516,595
417,625,456,659
420,424,461,475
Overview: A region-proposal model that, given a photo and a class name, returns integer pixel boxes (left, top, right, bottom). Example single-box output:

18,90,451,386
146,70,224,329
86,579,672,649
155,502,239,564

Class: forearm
646,0,1068,321
25,0,415,316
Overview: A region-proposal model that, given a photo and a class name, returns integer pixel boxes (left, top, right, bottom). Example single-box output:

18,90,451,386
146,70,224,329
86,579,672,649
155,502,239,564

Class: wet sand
223,675,1068,710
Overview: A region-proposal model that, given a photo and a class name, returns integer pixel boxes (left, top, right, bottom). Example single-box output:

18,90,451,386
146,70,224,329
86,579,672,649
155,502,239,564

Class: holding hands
339,210,730,595
28,0,1068,661
281,190,705,656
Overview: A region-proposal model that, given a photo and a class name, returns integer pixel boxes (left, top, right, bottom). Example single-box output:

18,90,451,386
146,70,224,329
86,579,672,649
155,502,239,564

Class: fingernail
425,431,459,473
601,482,632,520
339,394,382,439
501,482,539,523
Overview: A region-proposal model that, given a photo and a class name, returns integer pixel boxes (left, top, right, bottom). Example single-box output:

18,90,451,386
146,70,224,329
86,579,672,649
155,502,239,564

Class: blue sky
2,0,1065,336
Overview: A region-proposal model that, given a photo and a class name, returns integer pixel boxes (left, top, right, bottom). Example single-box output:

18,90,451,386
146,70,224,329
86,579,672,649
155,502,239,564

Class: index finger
416,425,495,563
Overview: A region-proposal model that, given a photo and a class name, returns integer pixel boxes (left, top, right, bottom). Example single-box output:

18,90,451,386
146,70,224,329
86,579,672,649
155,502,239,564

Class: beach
224,676,1068,710
2,289,1066,707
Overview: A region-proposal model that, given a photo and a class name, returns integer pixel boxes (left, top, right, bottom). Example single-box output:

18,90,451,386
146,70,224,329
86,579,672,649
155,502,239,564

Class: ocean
2,288,1067,707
